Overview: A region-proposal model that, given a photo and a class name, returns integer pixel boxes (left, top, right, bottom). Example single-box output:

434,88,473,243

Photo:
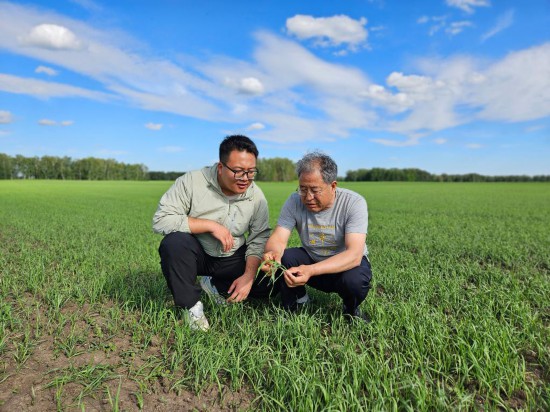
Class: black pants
280,247,372,314
159,232,278,309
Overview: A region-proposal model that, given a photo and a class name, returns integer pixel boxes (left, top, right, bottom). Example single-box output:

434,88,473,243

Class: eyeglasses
296,187,325,197
222,162,259,180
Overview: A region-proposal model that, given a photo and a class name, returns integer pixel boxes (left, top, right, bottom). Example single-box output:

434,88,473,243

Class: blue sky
0,0,549,176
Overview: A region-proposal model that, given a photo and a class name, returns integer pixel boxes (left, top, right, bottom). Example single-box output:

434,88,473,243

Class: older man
262,152,372,321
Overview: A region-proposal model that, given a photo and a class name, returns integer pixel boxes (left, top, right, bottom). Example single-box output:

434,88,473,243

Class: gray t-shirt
278,187,368,262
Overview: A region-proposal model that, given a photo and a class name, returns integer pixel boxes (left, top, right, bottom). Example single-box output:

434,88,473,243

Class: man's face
217,150,257,196
298,169,336,212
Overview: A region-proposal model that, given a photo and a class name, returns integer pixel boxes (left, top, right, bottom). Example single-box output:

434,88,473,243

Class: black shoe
343,305,371,324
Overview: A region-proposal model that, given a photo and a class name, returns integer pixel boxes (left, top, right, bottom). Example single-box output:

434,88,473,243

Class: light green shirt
152,164,270,260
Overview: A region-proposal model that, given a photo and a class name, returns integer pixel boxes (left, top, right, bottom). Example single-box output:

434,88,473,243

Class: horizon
0,0,549,176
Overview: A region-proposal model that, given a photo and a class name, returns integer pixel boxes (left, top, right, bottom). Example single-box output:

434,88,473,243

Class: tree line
0,153,149,180
343,167,550,182
0,153,547,182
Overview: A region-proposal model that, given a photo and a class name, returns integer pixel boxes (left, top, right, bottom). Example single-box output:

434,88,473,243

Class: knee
159,232,194,258
341,265,372,294
281,248,310,268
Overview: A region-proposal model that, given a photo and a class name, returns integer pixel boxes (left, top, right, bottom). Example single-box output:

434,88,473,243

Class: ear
331,181,338,189
217,162,223,175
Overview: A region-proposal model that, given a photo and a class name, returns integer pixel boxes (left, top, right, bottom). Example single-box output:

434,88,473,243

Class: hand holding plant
257,251,287,284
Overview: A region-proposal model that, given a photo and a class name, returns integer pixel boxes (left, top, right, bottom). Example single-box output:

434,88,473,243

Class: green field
0,180,548,410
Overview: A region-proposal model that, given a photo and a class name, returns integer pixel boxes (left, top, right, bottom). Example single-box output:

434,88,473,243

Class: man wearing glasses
261,152,372,322
153,135,277,331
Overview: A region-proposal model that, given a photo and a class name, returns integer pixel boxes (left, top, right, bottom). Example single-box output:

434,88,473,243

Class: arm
188,217,234,252
284,232,366,287
226,255,262,303
152,174,234,251
261,225,292,270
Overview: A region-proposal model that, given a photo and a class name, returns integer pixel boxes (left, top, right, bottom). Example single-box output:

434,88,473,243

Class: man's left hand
284,265,313,287
226,274,254,303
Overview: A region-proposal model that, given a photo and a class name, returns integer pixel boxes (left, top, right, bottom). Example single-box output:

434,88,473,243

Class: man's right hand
211,223,234,252
260,251,280,274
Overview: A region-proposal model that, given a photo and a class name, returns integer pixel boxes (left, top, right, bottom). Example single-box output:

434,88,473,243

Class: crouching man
261,152,372,322
153,135,278,330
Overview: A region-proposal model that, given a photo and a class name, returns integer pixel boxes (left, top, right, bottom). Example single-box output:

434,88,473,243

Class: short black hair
219,135,259,163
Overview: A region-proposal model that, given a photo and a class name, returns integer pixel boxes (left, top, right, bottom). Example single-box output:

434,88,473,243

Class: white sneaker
187,301,209,331
199,276,227,305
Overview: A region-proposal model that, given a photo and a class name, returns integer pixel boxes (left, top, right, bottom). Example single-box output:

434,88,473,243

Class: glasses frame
296,186,325,197
222,162,259,180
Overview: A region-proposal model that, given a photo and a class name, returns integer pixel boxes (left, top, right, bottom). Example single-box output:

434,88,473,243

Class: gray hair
296,151,338,184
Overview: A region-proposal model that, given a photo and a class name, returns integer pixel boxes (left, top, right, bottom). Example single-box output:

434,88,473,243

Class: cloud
145,122,163,130
69,0,102,12
0,110,13,124
466,143,482,149
286,14,368,51
433,138,447,144
238,77,264,95
417,16,429,24
481,9,514,42
225,77,265,95
246,122,265,131
465,43,550,122
370,136,420,147
38,119,73,126
21,23,83,50
446,0,490,14
158,146,183,153
38,119,57,126
446,21,473,35
0,73,111,100
35,65,58,76
0,2,548,150
419,16,472,36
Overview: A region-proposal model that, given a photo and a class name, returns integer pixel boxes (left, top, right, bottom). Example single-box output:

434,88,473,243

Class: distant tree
256,157,295,181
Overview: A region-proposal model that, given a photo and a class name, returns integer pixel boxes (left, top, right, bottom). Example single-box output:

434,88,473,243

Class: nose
305,190,315,199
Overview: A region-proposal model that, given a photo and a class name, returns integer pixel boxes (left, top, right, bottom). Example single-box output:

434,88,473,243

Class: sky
0,0,549,176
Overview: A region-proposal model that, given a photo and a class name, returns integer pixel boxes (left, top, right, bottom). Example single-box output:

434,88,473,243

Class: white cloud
0,2,548,150
38,119,74,126
238,77,264,95
417,16,429,24
286,14,368,51
466,143,482,149
433,138,447,144
246,122,265,131
446,0,490,14
0,110,13,124
0,73,111,100
69,0,102,12
446,21,473,35
223,77,265,95
481,9,514,42
370,136,420,147
466,43,550,122
158,146,183,153
145,122,163,130
38,119,57,126
21,23,83,50
35,65,58,76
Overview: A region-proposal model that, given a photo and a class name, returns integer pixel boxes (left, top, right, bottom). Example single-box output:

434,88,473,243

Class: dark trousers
159,232,278,309
281,247,372,314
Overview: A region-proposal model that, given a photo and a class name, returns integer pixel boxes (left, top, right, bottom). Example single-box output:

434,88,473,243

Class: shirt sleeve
152,174,192,235
245,191,271,260
277,194,299,231
345,195,368,234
